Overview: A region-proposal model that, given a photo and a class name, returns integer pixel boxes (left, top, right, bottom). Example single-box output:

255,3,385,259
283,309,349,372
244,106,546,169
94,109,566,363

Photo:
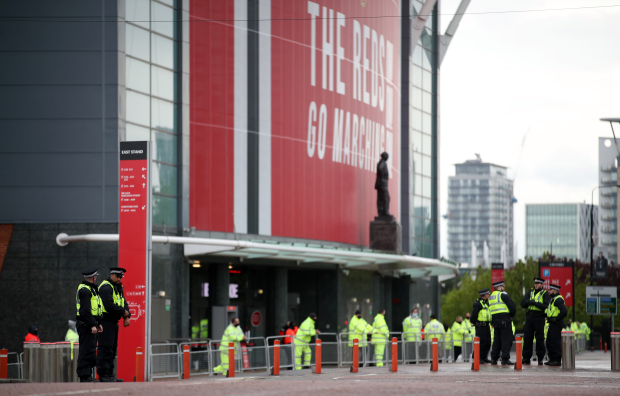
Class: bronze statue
375,152,393,220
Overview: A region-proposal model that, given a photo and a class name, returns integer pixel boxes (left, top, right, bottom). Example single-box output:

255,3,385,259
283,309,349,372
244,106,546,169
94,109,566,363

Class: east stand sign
586,286,618,315
116,141,152,381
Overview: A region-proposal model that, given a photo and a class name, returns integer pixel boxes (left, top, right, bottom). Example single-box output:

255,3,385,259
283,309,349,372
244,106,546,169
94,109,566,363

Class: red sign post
117,141,151,381
539,261,574,306
251,311,262,327
491,263,504,291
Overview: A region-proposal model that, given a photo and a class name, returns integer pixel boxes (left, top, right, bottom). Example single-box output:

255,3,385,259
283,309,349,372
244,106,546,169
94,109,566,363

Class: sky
438,0,620,260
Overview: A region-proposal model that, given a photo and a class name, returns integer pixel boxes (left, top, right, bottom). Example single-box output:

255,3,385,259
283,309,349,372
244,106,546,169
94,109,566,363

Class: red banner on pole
117,141,151,381
539,261,574,307
491,263,504,291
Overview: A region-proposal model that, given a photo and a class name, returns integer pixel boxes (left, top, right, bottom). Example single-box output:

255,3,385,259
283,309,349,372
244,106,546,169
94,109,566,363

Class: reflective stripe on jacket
489,291,509,316
295,317,316,345
371,314,389,344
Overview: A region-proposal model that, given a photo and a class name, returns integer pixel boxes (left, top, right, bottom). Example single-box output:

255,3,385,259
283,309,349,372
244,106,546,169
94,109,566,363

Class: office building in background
525,203,598,262
447,155,514,267
598,137,618,263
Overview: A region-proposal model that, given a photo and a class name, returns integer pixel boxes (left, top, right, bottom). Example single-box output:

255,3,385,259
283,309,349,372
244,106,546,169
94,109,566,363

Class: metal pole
561,331,575,370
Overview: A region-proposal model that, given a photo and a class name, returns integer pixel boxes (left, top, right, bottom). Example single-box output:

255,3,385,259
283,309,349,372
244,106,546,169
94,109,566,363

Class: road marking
27,388,121,396
333,373,377,380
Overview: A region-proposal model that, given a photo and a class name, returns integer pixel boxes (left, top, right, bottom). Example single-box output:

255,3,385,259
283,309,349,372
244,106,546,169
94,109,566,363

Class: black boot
99,376,116,382
80,376,97,382
501,360,515,365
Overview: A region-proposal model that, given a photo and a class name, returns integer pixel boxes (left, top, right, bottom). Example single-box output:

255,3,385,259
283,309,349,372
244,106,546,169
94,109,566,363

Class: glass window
422,91,432,113
411,130,422,152
151,98,176,132
152,162,177,195
422,176,431,198
126,123,150,141
152,130,177,164
157,0,175,6
411,67,422,90
153,195,177,227
422,133,431,156
422,112,432,134
126,57,150,94
151,33,175,69
422,48,432,71
126,24,150,61
151,1,174,38
413,153,422,175
151,66,175,101
126,0,150,29
414,173,421,197
412,45,422,66
422,155,431,177
410,86,422,109
423,70,432,92
126,91,150,126
410,108,422,131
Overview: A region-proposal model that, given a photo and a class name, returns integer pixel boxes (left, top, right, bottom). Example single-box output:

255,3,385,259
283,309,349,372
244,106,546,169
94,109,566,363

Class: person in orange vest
25,325,40,342
284,322,297,344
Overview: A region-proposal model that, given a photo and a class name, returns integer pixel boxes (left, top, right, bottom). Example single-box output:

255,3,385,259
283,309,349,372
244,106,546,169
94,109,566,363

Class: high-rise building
525,204,598,262
598,137,618,263
447,156,514,267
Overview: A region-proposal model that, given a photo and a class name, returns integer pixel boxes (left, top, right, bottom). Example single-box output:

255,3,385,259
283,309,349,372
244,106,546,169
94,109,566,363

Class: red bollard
605,342,608,353
431,338,438,371
135,347,144,382
272,340,280,375
350,339,359,373
515,337,522,370
226,343,235,377
0,349,7,379
472,337,480,371
183,345,190,379
390,338,398,372
313,339,322,374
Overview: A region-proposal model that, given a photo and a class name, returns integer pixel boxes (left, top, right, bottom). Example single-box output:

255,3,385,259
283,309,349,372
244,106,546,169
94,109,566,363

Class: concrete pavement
2,351,619,396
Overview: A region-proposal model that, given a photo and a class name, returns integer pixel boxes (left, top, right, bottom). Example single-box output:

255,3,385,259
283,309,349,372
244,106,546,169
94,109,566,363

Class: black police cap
82,267,98,277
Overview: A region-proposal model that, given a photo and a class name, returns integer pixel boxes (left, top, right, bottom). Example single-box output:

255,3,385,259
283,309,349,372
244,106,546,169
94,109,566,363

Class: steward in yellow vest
96,268,130,382
489,280,517,365
371,310,389,366
75,267,103,382
213,318,246,373
520,278,550,365
451,317,465,360
403,308,423,341
348,310,374,347
294,314,320,369
544,284,567,366
471,288,492,363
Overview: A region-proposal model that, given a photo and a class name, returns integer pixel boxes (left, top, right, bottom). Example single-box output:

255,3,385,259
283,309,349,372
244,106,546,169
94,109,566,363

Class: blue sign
543,269,550,277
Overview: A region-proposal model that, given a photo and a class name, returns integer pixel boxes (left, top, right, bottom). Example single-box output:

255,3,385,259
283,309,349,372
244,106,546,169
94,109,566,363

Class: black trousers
454,346,462,360
491,318,513,362
76,323,98,378
546,321,563,362
96,320,119,377
475,325,491,360
523,314,546,361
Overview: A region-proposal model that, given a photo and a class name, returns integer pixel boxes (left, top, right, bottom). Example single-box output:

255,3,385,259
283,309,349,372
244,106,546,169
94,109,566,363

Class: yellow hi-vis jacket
403,316,423,341
295,317,317,345
219,324,244,352
348,315,373,346
462,318,474,342
371,314,389,344
423,319,444,341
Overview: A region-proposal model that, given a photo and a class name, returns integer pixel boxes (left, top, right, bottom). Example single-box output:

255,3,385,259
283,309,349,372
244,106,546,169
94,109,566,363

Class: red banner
491,263,504,292
117,141,151,381
539,261,574,307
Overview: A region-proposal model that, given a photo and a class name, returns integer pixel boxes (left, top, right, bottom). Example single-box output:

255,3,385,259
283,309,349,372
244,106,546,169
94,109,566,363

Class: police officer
521,277,550,365
471,289,492,363
489,280,517,365
545,284,567,366
75,267,103,382
96,268,130,382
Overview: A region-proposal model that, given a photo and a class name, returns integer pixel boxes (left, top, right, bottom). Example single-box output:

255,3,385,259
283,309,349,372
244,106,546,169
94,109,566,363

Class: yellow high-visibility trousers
374,343,386,367
213,348,230,373
294,345,311,370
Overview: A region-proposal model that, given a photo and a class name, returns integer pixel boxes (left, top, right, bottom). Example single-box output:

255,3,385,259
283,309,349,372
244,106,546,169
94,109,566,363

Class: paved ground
3,351,619,395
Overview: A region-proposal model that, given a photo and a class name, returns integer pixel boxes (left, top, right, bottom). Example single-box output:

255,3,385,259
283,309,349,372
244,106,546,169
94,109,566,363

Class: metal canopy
56,233,459,278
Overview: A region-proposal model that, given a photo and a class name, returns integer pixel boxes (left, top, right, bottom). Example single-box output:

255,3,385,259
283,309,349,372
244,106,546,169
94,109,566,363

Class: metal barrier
317,333,339,366
208,340,242,375
240,337,268,372
338,333,368,368
454,333,474,362
402,332,426,364
150,343,181,380
179,341,211,377
575,333,587,355
267,336,295,371
7,352,22,379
